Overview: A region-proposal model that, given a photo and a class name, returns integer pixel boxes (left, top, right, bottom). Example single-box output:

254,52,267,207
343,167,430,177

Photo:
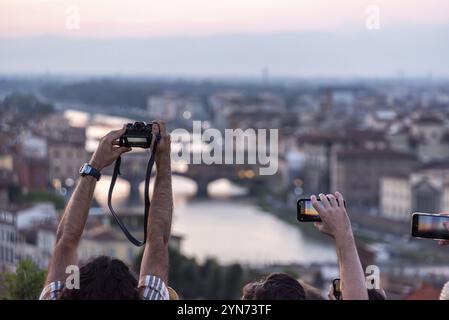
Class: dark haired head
242,273,307,300
60,256,139,300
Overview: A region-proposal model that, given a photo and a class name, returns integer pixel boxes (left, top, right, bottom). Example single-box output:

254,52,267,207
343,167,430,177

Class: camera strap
107,141,158,247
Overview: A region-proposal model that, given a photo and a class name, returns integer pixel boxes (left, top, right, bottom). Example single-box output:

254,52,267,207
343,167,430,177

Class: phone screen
297,198,322,222
304,200,320,216
412,213,449,240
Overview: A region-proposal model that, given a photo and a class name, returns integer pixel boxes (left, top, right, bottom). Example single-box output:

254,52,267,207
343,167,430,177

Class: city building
380,174,412,221
331,149,417,211
16,223,57,268
292,130,387,195
37,114,87,186
10,132,49,192
209,91,286,130
381,162,449,219
14,157,49,192
0,210,17,271
147,92,205,122
388,113,449,163
0,154,14,208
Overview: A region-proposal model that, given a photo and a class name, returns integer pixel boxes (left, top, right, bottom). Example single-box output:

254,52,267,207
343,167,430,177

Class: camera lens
134,122,145,131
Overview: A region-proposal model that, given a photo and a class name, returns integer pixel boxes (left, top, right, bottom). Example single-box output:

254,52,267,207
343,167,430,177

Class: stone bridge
103,150,272,204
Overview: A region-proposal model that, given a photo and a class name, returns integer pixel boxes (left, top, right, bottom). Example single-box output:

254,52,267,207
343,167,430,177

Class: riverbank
254,189,449,264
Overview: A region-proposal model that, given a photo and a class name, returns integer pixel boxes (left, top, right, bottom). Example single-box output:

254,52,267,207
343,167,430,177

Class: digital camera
119,121,153,148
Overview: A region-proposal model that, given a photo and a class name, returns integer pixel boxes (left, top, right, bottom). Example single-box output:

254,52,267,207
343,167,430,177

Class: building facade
331,149,417,212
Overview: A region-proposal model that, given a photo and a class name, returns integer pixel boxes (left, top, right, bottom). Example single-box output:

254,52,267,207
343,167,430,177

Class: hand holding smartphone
297,196,346,222
411,212,449,241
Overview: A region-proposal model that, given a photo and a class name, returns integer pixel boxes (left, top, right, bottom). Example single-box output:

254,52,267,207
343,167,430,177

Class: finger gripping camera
119,121,153,148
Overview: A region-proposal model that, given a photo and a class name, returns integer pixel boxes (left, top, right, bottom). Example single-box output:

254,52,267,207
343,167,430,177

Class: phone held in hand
411,212,449,241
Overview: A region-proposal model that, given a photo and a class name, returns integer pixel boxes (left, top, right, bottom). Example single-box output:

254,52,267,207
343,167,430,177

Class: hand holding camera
90,125,132,171
152,121,171,175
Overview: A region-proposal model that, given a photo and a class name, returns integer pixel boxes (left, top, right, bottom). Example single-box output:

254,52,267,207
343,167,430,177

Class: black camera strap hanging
107,132,160,247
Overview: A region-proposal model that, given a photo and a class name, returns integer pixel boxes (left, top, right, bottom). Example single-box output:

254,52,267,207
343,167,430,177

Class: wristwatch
79,163,101,181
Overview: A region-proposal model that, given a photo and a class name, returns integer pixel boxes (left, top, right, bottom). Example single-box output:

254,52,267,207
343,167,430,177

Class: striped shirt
39,274,170,300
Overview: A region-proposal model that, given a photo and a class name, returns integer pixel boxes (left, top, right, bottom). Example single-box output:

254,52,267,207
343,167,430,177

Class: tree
2,93,54,114
132,247,254,299
2,259,46,300
222,263,244,299
21,191,66,210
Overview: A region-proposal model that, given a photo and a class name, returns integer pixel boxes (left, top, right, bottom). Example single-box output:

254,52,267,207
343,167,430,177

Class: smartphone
411,212,449,240
332,278,342,300
297,197,346,222
297,198,322,222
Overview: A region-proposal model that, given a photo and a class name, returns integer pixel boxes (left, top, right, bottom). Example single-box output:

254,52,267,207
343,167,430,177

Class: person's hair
242,273,307,300
59,255,140,300
368,289,387,300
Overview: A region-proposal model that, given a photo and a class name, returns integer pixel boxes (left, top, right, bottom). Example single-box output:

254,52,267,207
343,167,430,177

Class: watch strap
80,163,101,181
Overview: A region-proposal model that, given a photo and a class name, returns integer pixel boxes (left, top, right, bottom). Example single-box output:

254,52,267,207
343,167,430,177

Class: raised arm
311,192,368,300
139,121,173,286
44,126,130,286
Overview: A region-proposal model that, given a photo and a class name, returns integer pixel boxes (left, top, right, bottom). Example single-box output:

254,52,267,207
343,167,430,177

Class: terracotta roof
336,149,417,160
382,173,410,179
417,161,449,171
297,130,385,145
403,283,441,300
414,114,445,125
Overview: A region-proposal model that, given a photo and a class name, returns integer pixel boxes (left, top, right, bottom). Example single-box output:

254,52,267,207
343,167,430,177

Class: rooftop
336,148,417,160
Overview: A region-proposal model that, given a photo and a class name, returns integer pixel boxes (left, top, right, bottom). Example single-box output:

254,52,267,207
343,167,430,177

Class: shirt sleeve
138,275,170,300
39,281,64,300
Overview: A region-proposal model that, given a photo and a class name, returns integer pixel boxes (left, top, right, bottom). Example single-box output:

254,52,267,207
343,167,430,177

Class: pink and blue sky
1,0,449,37
0,0,448,77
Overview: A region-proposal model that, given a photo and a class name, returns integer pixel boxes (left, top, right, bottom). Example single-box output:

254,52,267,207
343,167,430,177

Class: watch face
79,164,91,175
79,163,100,180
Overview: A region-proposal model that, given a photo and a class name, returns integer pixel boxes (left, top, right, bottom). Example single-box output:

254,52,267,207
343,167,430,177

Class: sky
1,0,449,37
0,0,448,77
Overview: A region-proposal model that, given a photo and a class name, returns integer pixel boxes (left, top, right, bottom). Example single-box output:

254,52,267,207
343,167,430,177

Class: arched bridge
103,150,275,203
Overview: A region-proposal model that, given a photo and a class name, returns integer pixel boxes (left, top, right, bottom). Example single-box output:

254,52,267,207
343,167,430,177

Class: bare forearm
336,234,368,300
140,166,173,283
46,176,96,285
147,169,173,243
56,176,96,245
